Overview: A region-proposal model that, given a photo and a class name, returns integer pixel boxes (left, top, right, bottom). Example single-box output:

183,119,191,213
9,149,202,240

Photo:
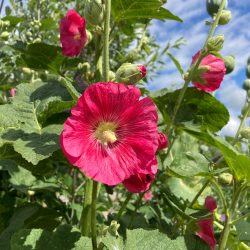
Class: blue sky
148,0,250,135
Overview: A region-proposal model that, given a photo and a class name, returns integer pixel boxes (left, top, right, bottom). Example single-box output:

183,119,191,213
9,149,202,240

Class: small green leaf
235,220,250,242
167,52,184,76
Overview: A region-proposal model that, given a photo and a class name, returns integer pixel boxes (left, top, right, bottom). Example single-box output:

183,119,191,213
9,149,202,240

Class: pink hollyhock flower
60,82,158,186
191,51,226,92
143,190,153,201
122,158,157,193
158,132,168,150
195,196,217,250
60,9,87,57
10,88,16,97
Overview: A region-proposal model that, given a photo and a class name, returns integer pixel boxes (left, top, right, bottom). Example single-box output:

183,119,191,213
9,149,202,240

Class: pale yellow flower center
95,122,118,145
74,33,81,41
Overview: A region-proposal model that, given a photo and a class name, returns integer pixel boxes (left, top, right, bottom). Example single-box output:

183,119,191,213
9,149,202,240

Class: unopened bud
243,79,250,91
218,10,231,25
86,30,93,45
218,173,233,185
115,63,146,84
207,35,224,52
223,55,235,74
0,31,9,39
108,71,115,81
248,90,250,98
22,67,34,75
240,128,250,139
247,56,250,65
157,132,168,150
241,106,250,117
126,49,140,62
84,0,104,26
206,0,228,17
0,20,10,29
246,65,250,78
238,242,250,250
27,190,35,196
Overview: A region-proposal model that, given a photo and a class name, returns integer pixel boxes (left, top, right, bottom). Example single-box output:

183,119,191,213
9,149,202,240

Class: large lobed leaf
153,87,230,132
0,79,73,165
112,0,182,22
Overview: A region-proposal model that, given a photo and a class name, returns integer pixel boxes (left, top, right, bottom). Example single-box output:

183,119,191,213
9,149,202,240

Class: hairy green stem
59,76,80,101
103,0,111,82
232,100,250,145
116,192,133,221
188,179,210,209
91,181,98,250
80,179,93,236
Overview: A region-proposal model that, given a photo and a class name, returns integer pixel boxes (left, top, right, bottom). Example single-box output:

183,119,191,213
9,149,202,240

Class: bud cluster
242,56,250,98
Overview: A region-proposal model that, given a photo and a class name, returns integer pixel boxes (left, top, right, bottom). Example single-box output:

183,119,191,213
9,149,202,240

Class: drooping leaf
10,225,92,250
153,87,230,132
167,52,184,76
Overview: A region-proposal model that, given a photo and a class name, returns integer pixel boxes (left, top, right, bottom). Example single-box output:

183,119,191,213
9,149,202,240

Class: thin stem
128,193,144,227
116,192,133,221
231,211,250,224
188,179,210,209
211,178,227,213
91,181,98,250
59,76,80,101
103,0,111,82
80,179,93,236
0,0,4,17
232,100,250,145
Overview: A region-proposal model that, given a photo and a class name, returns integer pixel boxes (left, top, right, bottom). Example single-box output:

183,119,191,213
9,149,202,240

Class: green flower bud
115,63,147,85
207,34,224,52
218,173,233,185
223,55,235,74
0,20,10,29
218,10,231,25
206,0,228,17
84,0,104,26
0,31,9,39
108,71,115,81
33,38,41,43
247,90,250,98
22,67,34,75
27,190,35,196
240,128,250,139
241,106,250,117
243,79,250,91
247,56,250,65
86,30,93,45
246,65,250,78
126,49,141,62
238,242,250,250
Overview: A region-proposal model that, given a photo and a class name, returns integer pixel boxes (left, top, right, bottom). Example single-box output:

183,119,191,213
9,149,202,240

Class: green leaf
10,225,92,250
112,0,182,22
2,16,24,28
167,52,184,76
102,229,187,250
0,205,62,250
164,133,209,177
182,126,250,183
235,220,250,242
154,87,230,132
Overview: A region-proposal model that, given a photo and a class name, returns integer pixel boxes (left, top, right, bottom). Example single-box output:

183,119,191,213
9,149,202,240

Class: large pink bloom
60,9,87,57
196,196,217,250
122,158,157,193
191,51,226,92
60,82,158,186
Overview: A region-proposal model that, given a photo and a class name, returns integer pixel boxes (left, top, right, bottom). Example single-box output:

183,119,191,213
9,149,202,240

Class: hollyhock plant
158,132,168,150
60,82,158,186
191,51,226,92
195,196,217,250
60,9,87,57
122,158,157,193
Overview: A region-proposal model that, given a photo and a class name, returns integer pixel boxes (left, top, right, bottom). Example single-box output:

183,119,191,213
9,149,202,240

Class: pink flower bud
204,196,217,212
60,9,87,57
143,190,153,202
191,51,226,92
137,64,147,77
11,88,16,97
157,132,168,150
